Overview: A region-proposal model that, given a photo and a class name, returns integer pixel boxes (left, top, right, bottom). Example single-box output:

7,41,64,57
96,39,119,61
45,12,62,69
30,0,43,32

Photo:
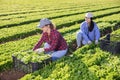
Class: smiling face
41,25,49,32
85,17,91,23
41,25,51,34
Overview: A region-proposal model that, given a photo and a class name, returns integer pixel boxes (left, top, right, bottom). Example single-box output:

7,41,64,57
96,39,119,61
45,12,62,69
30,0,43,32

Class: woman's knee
51,49,67,61
76,31,82,38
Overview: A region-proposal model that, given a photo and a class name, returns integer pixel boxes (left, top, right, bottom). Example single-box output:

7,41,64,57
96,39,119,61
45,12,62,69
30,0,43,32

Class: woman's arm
33,33,46,51
94,23,100,41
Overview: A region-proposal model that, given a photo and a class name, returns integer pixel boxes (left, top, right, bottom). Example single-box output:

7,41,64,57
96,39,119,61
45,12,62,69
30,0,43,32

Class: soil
0,69,26,80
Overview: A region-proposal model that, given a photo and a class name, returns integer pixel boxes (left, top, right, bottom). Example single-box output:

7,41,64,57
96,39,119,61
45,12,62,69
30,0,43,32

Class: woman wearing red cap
76,12,100,48
33,18,68,61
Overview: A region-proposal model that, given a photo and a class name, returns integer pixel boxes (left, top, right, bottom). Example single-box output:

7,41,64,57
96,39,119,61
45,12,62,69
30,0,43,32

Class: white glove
88,41,92,44
95,40,99,44
34,48,44,54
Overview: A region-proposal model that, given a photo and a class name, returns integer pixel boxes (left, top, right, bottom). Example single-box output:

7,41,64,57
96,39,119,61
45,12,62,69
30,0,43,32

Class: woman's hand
34,48,44,54
95,40,98,44
88,41,92,44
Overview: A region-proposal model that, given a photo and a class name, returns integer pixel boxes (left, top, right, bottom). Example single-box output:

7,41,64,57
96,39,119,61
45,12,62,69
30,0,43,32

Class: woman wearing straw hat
76,12,100,48
33,18,68,61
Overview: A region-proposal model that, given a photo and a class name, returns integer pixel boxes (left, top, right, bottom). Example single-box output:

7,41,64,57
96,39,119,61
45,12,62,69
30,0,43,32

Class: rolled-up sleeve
33,33,46,51
94,24,100,40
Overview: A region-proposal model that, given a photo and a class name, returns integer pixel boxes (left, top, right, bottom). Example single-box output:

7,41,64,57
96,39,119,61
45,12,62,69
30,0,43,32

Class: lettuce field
0,0,120,80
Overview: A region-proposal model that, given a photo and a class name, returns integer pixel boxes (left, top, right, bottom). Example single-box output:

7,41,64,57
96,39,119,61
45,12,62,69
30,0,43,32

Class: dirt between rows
0,69,26,80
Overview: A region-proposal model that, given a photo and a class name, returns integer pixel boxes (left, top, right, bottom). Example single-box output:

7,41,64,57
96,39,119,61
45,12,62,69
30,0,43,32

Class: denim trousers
44,43,68,61
76,31,88,47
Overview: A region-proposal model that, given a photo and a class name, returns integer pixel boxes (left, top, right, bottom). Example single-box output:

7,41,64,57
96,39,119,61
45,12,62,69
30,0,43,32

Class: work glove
88,41,92,44
95,40,99,44
34,48,44,54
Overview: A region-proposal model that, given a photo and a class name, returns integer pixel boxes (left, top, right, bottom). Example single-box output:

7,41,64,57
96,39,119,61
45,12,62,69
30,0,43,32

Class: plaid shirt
33,29,68,52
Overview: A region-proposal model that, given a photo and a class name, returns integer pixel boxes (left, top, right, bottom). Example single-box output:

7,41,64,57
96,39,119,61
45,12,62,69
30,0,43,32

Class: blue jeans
76,31,88,47
44,43,68,61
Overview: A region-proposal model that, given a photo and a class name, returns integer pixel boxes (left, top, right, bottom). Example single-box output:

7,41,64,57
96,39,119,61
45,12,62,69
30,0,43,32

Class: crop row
20,44,120,80
0,8,120,43
20,28,120,79
0,5,119,28
0,17,120,71
1,0,119,16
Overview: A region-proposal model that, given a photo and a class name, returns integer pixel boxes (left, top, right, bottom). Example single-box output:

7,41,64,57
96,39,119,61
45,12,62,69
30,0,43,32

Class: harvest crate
12,56,52,73
100,34,120,54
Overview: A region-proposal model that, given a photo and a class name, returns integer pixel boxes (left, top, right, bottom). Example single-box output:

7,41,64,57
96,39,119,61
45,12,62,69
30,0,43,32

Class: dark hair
88,18,94,32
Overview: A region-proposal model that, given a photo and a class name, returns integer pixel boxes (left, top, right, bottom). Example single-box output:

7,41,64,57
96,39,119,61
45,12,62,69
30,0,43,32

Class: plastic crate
100,34,120,54
12,56,52,73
